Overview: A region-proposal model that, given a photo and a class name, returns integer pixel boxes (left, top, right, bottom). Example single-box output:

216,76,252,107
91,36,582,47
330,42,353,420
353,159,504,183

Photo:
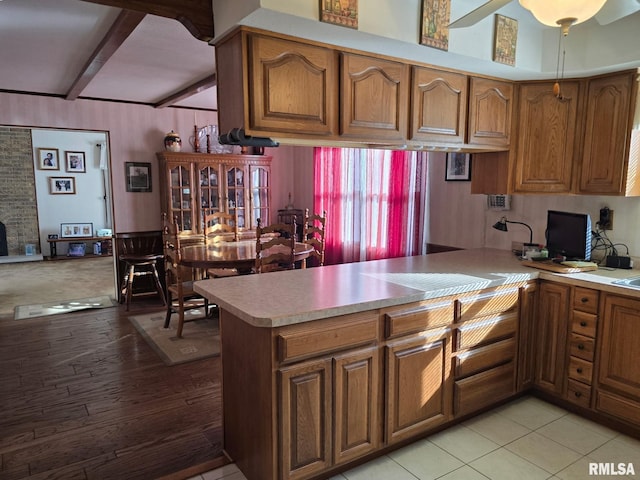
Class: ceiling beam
79,0,214,42
154,74,217,108
66,10,146,101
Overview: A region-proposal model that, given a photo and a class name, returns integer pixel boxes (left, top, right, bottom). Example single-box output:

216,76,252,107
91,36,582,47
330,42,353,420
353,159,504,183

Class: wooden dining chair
302,209,327,268
203,211,240,278
255,218,296,273
161,213,209,338
203,211,238,243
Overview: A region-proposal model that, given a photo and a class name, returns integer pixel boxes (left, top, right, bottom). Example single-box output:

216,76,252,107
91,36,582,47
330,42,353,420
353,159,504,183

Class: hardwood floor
0,300,224,480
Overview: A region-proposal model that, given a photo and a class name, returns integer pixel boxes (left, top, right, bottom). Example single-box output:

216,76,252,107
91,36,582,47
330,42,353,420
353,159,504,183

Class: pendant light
519,0,607,35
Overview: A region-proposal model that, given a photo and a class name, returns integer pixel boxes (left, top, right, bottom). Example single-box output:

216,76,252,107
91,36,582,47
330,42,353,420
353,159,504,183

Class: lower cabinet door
279,358,332,480
333,347,381,465
385,329,452,444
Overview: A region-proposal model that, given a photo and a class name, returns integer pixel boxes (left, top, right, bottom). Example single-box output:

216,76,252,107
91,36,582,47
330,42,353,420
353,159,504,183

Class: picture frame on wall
65,151,86,173
61,222,94,238
48,176,76,194
493,14,518,66
125,162,152,192
320,0,358,29
445,153,472,181
38,148,60,170
420,0,451,51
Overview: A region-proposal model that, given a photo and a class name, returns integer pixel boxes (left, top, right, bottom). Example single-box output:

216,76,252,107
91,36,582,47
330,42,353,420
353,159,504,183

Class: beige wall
427,153,640,260
0,92,296,233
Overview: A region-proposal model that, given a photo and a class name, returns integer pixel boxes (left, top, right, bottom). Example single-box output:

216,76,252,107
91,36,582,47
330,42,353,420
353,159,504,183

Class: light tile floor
188,396,640,480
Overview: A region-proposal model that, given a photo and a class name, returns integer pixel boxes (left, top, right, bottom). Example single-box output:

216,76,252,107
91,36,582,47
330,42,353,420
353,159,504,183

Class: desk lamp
492,217,534,245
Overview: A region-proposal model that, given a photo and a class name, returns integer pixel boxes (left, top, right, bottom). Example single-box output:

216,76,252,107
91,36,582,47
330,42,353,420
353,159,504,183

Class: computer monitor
545,210,592,261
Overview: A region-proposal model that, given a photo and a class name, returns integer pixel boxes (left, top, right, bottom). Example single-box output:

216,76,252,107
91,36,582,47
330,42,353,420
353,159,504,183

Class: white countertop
194,248,640,328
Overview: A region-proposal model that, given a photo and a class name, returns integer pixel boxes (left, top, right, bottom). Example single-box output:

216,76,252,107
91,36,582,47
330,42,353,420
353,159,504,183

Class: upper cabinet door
340,53,409,141
249,34,339,136
468,77,513,147
513,81,580,193
410,67,467,144
579,72,635,195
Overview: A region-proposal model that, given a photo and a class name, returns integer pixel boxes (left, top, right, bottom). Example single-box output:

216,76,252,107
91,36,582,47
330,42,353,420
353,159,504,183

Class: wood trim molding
79,0,214,42
66,10,146,101
154,74,217,108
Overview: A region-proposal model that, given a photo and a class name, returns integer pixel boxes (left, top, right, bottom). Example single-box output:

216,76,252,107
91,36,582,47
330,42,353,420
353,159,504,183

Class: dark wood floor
0,299,224,480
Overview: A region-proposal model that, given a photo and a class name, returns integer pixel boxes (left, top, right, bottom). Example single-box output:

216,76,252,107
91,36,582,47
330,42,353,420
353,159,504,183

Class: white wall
32,129,110,256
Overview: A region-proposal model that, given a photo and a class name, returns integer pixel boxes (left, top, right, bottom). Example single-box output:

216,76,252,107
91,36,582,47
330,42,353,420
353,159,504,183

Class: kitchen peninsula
194,248,640,480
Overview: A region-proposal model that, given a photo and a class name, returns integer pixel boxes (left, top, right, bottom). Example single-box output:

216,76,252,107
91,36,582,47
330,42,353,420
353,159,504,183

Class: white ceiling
1,0,639,114
0,0,218,110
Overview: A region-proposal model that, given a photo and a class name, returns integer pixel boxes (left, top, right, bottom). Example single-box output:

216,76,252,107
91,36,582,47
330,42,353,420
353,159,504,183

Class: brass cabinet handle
581,297,589,303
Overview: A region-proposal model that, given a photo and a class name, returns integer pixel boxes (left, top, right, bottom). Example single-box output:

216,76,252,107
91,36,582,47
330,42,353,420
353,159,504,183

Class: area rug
14,295,117,320
129,309,220,366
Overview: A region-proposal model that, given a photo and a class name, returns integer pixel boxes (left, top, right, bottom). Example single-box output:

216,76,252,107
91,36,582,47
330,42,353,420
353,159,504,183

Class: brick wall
0,127,39,256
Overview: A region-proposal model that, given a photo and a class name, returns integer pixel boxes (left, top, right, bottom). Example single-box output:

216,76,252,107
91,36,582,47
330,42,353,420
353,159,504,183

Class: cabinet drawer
384,300,454,339
455,337,516,379
454,362,516,417
457,287,519,322
572,287,599,314
567,379,592,408
596,389,640,426
569,333,595,362
277,313,378,363
571,310,597,338
455,312,517,350
568,356,593,385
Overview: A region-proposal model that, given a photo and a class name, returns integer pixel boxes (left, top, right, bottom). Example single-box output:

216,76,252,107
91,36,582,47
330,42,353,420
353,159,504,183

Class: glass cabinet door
198,164,221,229
226,167,247,230
168,164,193,232
251,166,270,228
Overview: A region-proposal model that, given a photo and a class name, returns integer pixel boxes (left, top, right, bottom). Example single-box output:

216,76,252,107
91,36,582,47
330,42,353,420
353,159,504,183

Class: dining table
180,239,314,274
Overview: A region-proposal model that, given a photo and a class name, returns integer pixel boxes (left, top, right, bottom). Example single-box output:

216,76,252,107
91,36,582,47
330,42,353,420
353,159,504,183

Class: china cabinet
157,152,271,237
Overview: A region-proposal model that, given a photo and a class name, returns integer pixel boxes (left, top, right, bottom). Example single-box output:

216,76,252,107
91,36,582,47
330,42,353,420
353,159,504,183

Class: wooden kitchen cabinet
578,70,639,195
340,53,409,141
467,76,513,147
410,67,467,144
453,286,520,416
157,152,271,236
512,81,580,193
534,281,570,395
216,30,339,139
279,346,380,479
517,282,538,390
595,294,640,426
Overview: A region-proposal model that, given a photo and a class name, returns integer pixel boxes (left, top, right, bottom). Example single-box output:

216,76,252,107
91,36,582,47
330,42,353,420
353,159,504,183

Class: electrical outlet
599,207,613,230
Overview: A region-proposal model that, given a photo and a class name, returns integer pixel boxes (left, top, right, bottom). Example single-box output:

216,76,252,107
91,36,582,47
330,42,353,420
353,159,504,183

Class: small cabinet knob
575,391,582,398
577,368,583,374
580,321,587,327
581,297,589,303
578,344,585,350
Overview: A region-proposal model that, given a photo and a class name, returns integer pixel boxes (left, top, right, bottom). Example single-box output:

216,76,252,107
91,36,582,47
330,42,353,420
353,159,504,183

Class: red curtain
313,147,427,265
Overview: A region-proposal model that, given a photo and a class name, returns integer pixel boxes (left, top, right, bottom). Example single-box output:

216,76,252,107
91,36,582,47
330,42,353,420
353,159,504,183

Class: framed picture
493,14,518,66
48,176,76,194
420,0,451,51
445,153,472,181
320,0,358,29
125,162,152,192
65,151,86,173
61,223,94,238
37,148,60,170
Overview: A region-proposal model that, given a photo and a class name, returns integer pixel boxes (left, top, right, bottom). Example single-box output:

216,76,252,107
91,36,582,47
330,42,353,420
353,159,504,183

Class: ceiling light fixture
519,0,607,35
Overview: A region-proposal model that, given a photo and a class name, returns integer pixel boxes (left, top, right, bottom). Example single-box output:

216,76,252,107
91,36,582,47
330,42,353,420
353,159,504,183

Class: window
314,147,428,264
